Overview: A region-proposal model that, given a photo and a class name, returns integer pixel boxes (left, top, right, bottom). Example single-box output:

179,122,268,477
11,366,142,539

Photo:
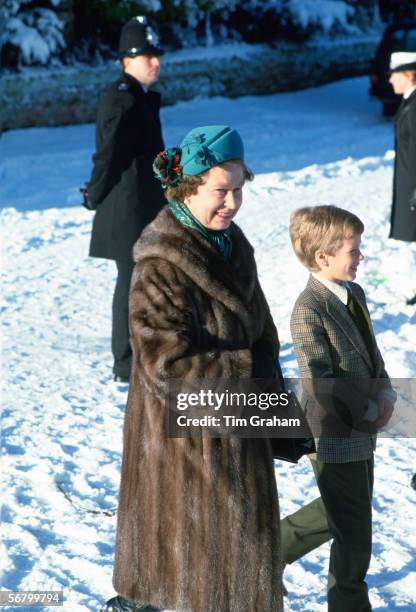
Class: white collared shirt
403,84,416,99
312,272,349,305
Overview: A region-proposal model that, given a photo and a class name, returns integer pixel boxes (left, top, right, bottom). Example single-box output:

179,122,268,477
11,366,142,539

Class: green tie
346,289,375,373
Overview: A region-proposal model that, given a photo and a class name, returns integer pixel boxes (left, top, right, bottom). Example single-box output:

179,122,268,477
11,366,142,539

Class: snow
287,0,354,33
1,76,416,611
4,9,65,65
1,0,375,69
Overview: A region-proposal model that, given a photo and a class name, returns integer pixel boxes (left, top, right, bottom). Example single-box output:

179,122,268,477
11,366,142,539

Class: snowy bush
224,0,357,45
245,0,356,36
286,0,355,34
85,0,162,22
1,1,65,67
163,0,240,47
0,0,370,69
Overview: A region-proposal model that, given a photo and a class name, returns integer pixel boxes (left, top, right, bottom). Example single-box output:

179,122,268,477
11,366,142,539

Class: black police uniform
390,88,416,243
86,21,165,380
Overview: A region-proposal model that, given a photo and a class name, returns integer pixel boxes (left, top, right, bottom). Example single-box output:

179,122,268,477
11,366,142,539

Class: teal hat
153,125,245,189
180,125,244,176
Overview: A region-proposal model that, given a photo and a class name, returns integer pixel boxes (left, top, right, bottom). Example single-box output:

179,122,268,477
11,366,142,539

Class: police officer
83,16,165,383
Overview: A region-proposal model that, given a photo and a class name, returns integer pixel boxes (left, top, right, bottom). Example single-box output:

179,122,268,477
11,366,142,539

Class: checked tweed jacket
290,275,393,463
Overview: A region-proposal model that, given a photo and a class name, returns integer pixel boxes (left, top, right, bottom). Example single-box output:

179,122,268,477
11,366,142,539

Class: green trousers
281,457,374,612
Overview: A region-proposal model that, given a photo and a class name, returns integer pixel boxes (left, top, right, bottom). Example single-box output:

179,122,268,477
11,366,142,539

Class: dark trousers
112,260,134,378
281,457,374,612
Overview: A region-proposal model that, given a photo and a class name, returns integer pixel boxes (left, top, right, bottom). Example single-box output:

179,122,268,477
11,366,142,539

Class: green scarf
169,200,233,262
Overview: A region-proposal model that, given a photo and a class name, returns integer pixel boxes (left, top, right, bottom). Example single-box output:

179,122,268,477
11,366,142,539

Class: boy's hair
289,205,364,271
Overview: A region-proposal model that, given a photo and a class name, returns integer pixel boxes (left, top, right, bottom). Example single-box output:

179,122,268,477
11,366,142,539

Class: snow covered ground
1,76,416,611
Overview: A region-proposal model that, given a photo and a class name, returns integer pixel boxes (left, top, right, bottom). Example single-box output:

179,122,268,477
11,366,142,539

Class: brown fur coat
113,207,283,612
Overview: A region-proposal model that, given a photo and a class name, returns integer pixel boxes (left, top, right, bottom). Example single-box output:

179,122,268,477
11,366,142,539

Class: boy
281,205,395,611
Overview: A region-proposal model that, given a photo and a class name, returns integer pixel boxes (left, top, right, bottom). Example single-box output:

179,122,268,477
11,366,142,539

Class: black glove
80,185,94,210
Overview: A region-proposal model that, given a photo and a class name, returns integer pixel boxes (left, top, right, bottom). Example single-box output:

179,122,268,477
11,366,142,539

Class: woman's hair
154,158,253,202
289,205,364,271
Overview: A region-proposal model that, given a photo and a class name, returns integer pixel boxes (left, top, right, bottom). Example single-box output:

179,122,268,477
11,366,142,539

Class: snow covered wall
0,35,378,130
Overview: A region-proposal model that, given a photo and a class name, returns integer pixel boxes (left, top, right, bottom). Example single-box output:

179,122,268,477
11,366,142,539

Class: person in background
100,126,285,612
389,51,416,305
82,16,166,382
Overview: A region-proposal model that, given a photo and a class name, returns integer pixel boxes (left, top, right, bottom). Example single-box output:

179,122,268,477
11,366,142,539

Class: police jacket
87,72,165,261
390,88,416,243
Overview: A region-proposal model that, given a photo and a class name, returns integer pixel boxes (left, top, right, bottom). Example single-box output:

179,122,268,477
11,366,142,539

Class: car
369,20,416,116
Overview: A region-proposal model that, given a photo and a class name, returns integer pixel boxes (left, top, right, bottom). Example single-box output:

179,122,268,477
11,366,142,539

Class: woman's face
185,162,245,230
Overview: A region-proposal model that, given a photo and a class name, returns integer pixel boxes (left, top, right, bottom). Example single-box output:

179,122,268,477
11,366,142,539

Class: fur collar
134,206,258,326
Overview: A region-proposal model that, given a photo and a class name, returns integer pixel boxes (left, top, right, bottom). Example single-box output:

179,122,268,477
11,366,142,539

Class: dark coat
87,72,165,261
113,207,283,612
390,89,416,242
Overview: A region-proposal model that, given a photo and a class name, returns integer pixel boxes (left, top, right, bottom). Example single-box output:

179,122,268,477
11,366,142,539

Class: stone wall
0,36,378,131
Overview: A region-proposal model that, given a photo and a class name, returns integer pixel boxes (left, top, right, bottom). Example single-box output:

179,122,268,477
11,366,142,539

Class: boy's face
315,234,363,284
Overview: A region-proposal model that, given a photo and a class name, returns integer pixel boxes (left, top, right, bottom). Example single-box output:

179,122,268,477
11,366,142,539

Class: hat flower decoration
153,147,183,189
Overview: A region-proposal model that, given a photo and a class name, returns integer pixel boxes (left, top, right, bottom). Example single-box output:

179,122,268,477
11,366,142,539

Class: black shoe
113,375,130,384
99,596,160,612
406,293,416,305
411,473,416,491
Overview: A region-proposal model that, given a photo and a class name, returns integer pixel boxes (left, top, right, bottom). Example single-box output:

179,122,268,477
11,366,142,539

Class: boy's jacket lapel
309,276,375,372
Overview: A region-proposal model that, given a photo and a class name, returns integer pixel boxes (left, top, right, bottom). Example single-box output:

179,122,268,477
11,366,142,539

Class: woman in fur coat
101,126,284,612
